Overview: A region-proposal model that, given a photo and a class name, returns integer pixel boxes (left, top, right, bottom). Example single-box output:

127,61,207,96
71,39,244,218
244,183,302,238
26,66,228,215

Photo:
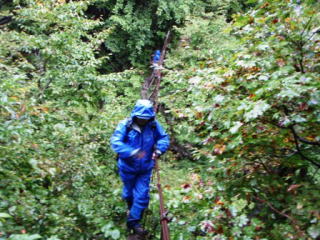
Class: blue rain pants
119,169,152,226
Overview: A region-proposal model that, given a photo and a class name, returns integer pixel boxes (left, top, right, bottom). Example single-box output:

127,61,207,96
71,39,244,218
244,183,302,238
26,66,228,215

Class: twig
257,159,272,175
300,16,313,38
289,125,320,168
295,135,320,146
312,167,320,178
282,106,320,168
254,196,305,239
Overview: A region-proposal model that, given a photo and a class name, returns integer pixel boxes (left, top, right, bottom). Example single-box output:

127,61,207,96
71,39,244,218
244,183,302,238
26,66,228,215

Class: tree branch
289,125,320,168
254,196,305,239
295,134,320,146
257,159,272,175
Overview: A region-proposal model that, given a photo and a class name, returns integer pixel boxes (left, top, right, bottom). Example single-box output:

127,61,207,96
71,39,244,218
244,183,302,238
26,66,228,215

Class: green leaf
0,213,11,218
308,225,320,239
244,100,270,121
9,234,42,240
47,237,61,240
111,230,120,239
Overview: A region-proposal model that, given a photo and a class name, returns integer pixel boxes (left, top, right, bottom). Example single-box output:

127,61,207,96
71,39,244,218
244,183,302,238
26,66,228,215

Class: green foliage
0,1,146,238
83,0,197,71
1,0,198,72
1,0,320,239
160,0,320,239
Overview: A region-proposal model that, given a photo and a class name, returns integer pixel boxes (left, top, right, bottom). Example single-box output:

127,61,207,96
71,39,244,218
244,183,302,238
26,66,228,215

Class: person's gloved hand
135,150,146,159
152,150,162,160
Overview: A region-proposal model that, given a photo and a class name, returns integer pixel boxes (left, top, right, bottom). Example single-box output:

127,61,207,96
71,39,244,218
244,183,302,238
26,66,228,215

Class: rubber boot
132,223,148,236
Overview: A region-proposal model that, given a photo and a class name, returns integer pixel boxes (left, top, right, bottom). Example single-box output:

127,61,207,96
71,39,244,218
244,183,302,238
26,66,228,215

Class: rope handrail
140,30,172,240
154,156,170,240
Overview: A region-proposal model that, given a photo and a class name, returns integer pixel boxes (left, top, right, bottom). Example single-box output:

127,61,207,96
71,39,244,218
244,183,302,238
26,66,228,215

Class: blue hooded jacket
153,50,161,64
110,100,170,172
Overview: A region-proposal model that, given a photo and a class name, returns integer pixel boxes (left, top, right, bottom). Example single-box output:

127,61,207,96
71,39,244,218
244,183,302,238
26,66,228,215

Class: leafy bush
0,2,145,238
160,1,320,239
1,0,319,239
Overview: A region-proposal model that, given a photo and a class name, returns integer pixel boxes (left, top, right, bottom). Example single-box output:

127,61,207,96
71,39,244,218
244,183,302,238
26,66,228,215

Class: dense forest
0,0,319,239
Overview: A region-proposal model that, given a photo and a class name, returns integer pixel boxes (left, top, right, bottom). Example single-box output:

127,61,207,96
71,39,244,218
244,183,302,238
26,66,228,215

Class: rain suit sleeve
154,120,170,154
110,120,140,159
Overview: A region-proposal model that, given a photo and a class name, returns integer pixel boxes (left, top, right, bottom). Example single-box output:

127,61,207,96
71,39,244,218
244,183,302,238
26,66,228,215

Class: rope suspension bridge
127,31,172,240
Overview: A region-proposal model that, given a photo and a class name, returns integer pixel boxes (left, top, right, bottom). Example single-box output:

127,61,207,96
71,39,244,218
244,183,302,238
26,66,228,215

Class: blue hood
130,99,155,120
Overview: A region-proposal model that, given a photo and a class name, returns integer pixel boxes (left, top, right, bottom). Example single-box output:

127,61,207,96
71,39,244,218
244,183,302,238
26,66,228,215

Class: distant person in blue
110,99,170,235
152,50,161,66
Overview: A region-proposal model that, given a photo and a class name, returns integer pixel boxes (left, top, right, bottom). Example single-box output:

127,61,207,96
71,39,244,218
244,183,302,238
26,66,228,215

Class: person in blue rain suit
153,50,161,65
110,99,170,235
